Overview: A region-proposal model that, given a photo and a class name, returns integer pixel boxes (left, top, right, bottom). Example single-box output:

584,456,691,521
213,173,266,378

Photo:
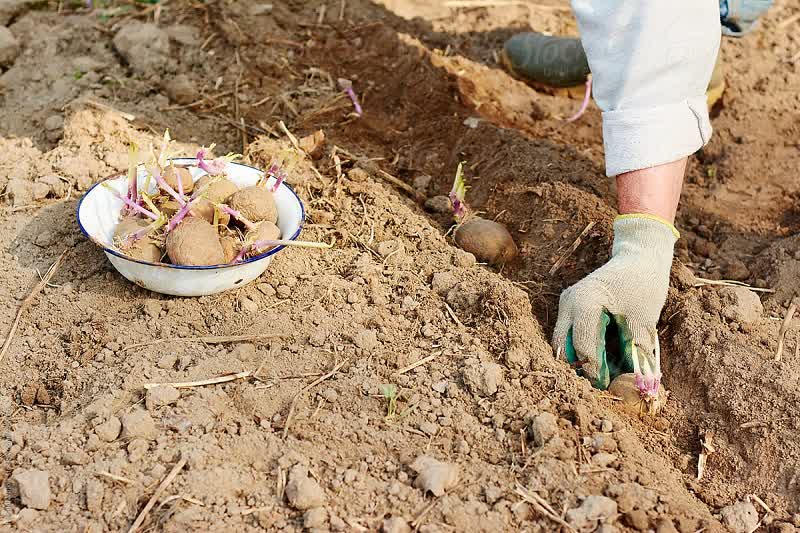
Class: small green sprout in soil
380,384,398,420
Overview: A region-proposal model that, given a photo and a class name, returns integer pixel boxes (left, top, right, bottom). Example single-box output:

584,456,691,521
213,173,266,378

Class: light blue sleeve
571,1,721,177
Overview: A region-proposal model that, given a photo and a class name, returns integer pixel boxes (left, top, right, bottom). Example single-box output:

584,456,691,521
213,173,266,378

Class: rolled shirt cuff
601,95,712,177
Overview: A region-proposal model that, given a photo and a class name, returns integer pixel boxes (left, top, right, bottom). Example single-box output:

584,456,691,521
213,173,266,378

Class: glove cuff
612,214,679,264
615,213,679,239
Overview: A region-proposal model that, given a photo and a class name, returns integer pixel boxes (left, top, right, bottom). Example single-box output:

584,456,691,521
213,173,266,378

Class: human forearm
616,158,686,224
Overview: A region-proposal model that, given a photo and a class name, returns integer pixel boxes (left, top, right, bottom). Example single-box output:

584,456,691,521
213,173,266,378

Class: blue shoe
720,0,773,36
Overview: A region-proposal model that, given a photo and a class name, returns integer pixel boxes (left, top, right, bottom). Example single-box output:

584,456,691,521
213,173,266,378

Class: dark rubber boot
503,31,725,111
501,32,590,93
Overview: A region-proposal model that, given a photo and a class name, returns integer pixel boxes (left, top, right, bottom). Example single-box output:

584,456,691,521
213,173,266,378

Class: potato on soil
195,175,239,204
115,216,162,263
229,186,277,223
454,217,518,265
608,373,668,415
220,235,242,263
246,221,282,254
162,165,194,194
190,198,230,226
166,217,225,266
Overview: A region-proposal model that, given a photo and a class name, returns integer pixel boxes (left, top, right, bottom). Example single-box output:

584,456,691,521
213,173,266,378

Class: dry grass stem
98,471,135,485
697,430,715,481
775,301,797,361
127,457,187,533
549,222,595,275
693,277,775,294
283,359,350,439
143,371,252,390
1,251,67,365
514,485,574,531
396,354,436,375
123,334,284,352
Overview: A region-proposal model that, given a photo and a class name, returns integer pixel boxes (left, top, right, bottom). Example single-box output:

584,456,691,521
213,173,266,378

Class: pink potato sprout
196,144,241,176
449,161,469,222
565,75,592,123
338,78,363,117
631,340,662,401
229,238,335,264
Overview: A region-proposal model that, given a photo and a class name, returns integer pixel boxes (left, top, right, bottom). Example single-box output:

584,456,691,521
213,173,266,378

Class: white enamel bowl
77,158,305,297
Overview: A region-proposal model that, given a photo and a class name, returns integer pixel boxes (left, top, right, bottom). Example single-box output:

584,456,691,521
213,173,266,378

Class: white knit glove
553,215,678,390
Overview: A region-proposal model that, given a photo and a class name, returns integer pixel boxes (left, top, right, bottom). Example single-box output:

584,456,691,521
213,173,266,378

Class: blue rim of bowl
76,158,306,270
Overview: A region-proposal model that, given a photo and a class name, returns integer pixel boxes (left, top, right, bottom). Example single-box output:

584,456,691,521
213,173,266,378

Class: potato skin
195,175,239,204
229,186,277,224
608,373,667,415
159,199,181,217
190,198,230,226
246,221,282,254
454,217,518,265
114,216,162,263
165,217,225,266
162,165,194,194
220,235,242,264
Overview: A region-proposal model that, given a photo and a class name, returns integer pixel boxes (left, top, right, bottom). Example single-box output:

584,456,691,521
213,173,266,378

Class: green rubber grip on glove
565,311,636,390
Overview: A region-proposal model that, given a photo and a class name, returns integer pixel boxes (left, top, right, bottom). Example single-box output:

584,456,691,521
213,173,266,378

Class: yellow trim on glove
615,213,680,239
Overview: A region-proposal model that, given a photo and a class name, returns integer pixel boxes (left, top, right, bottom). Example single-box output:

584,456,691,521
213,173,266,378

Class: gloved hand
720,0,773,37
552,215,679,390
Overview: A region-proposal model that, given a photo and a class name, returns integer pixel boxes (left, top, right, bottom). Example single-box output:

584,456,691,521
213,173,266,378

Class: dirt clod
383,516,412,533
94,416,121,442
719,286,763,325
164,73,198,105
348,167,369,182
566,495,618,530
120,409,157,440
299,129,326,159
411,456,459,496
113,22,171,74
85,478,104,514
145,384,180,410
424,195,451,214
462,361,503,397
61,450,89,466
285,465,326,510
12,469,50,509
353,329,379,351
0,26,19,67
431,271,458,296
529,412,559,446
303,507,329,529
720,501,759,533
624,509,650,531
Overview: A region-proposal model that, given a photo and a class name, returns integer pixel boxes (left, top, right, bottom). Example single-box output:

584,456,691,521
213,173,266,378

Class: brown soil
1,1,799,531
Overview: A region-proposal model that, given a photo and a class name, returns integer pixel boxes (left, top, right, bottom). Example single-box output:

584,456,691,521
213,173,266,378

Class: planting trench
1,0,799,531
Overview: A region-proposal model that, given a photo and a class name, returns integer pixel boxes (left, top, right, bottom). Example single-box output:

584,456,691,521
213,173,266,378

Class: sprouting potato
228,186,277,224
246,221,282,254
109,138,326,269
608,373,668,415
454,217,518,265
220,235,243,264
114,216,162,263
162,165,194,194
165,217,225,266
190,198,231,226
195,175,239,204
